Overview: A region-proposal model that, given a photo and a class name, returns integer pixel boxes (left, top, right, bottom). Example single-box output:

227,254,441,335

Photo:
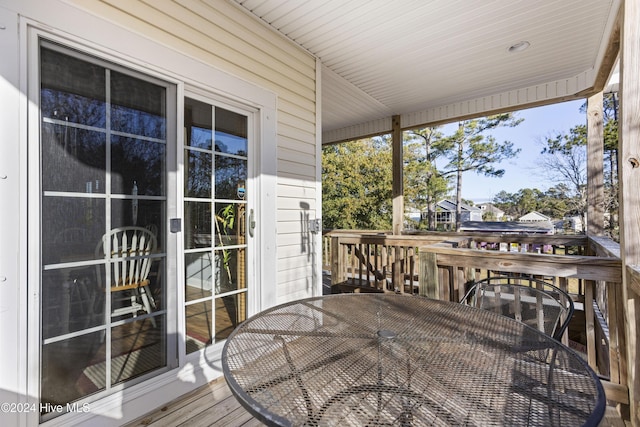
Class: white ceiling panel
232,0,620,141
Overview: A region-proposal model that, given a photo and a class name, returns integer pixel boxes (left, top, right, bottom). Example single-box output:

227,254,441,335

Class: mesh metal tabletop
222,294,605,426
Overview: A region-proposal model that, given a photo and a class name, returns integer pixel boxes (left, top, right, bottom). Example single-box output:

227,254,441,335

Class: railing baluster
585,280,597,369
393,246,402,293
409,247,415,294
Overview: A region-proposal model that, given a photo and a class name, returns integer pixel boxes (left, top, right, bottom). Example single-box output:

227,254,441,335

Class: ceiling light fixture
508,41,530,53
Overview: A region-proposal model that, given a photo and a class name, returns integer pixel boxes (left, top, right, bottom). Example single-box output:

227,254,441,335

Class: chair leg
139,287,157,328
130,294,138,318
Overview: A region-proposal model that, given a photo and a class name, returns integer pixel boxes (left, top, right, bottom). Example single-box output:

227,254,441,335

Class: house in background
564,215,586,233
431,200,484,228
477,203,506,220
1,0,637,426
518,211,552,223
405,207,423,225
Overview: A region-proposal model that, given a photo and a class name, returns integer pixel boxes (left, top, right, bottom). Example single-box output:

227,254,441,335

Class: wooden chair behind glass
96,226,157,324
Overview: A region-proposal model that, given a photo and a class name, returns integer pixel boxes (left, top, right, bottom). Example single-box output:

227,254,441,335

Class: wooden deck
126,376,629,427
125,377,260,427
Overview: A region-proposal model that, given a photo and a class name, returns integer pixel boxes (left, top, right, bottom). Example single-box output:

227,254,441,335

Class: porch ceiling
232,0,620,143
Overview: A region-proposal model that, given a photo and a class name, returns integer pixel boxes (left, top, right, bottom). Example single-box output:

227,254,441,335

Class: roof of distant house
460,221,554,234
436,199,482,213
518,211,552,222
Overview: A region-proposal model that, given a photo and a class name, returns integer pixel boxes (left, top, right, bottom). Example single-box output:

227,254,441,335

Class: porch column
392,115,403,235
587,91,605,236
586,91,605,378
619,0,640,422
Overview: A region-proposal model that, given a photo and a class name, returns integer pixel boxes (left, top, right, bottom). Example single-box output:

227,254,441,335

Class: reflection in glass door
184,97,249,354
38,41,173,420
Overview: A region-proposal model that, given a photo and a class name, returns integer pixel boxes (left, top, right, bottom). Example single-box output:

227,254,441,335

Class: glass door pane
184,97,249,353
39,42,171,419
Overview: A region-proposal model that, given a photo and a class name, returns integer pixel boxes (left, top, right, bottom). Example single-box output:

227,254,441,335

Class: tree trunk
425,195,436,230
424,133,436,231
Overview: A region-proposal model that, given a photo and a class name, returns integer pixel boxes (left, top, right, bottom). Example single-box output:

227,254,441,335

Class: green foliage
403,134,450,210
404,127,451,230
441,114,523,230
322,115,523,231
441,114,523,178
215,203,236,284
493,184,578,220
322,138,393,229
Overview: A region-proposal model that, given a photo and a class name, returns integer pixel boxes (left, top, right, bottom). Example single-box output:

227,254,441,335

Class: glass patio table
222,293,605,426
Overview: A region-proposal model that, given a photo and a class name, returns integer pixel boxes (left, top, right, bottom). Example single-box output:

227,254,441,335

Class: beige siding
69,0,319,301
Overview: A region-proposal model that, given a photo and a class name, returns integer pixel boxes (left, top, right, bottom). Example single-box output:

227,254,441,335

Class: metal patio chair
460,275,574,341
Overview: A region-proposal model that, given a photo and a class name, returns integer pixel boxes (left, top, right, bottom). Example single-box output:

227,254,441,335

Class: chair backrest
96,226,157,289
460,276,574,341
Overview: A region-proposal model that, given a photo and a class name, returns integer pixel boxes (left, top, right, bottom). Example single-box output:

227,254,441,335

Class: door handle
249,209,256,237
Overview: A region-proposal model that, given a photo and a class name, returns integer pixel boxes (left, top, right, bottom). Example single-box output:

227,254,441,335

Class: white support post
392,115,403,235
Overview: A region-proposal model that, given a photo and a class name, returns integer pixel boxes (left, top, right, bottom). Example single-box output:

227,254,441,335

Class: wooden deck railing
323,230,591,294
323,230,629,407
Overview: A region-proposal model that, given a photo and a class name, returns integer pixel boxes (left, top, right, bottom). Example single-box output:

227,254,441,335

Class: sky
439,99,587,204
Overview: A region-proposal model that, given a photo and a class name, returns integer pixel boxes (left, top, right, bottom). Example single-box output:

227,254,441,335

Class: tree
538,94,619,237
440,114,522,230
540,121,589,232
599,94,619,237
404,127,451,230
322,138,392,229
493,185,575,223
494,188,542,218
542,184,572,219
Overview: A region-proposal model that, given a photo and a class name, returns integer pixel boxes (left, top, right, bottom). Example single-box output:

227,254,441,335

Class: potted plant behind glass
214,204,235,294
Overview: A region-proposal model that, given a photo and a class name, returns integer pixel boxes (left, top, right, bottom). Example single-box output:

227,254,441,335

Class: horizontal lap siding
72,0,318,302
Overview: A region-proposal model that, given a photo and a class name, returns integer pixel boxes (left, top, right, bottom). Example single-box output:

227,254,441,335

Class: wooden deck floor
125,377,260,427
126,376,628,427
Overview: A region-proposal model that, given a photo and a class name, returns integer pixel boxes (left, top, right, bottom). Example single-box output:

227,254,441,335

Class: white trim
175,87,187,367
322,69,597,143
165,81,180,373
323,117,393,144
0,5,30,427
25,19,41,427
258,106,279,310
314,57,323,297
593,0,622,84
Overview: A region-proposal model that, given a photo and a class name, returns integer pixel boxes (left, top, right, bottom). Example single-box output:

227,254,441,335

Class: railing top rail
588,235,621,258
626,265,640,295
324,229,588,246
329,234,463,246
421,243,622,282
408,232,588,246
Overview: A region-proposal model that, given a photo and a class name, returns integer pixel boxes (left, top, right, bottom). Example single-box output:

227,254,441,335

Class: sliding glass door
34,37,256,423
183,96,250,354
38,40,175,419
